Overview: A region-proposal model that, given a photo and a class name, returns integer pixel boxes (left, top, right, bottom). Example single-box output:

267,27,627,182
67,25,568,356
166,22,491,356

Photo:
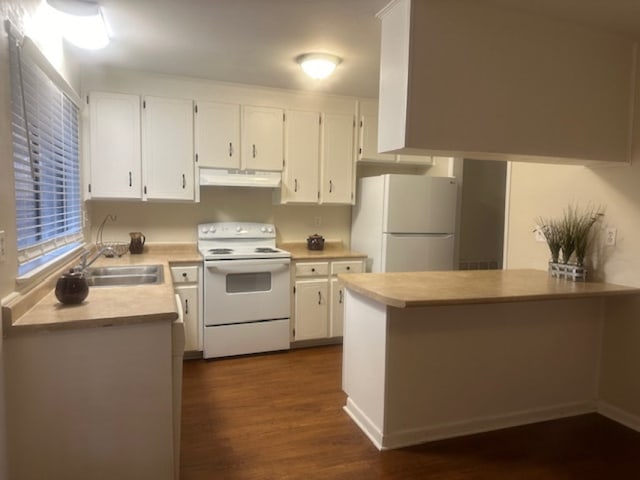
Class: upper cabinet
195,101,241,169
242,105,285,171
377,0,638,164
280,110,356,205
321,112,356,204
283,110,321,203
88,92,141,199
142,95,195,201
358,99,435,166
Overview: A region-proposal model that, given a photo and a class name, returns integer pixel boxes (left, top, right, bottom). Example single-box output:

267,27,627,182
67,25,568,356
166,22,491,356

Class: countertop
280,242,366,260
3,244,202,335
337,268,640,308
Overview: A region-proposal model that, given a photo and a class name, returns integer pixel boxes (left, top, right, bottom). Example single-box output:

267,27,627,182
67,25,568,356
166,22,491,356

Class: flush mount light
46,0,110,49
297,53,341,79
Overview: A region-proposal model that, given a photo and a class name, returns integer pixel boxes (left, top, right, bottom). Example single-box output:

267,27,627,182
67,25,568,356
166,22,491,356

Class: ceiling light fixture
297,53,341,79
46,0,110,50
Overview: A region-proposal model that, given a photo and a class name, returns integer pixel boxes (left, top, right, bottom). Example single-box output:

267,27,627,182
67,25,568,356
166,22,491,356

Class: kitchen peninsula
338,269,640,450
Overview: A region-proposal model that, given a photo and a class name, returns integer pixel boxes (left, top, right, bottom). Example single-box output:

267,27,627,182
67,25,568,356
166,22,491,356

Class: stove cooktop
197,222,290,260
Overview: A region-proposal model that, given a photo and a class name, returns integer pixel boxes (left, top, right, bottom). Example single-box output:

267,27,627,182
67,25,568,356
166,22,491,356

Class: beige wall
1,1,81,478
506,158,640,420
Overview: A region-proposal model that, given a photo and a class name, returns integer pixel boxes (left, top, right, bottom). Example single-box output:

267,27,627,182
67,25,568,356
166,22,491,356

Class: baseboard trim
345,396,597,450
598,402,640,433
343,398,384,450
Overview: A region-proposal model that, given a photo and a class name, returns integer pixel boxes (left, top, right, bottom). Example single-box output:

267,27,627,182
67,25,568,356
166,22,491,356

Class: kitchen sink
85,264,164,287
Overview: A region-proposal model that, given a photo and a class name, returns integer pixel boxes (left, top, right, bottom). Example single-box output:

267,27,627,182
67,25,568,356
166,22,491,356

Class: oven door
204,258,290,326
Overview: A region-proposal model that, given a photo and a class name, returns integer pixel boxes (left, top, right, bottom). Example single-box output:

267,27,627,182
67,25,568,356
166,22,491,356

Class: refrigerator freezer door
382,234,455,272
383,175,457,234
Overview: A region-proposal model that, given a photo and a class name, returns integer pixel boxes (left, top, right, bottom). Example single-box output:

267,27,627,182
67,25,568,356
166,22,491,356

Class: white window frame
7,23,85,280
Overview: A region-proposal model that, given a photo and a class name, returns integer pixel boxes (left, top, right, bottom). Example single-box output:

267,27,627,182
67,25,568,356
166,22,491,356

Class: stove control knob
267,227,274,233
201,227,209,234
260,227,267,233
210,227,216,234
236,226,242,233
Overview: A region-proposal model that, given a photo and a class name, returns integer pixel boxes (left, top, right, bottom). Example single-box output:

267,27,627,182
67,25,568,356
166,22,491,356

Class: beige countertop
337,268,640,308
280,242,366,260
3,244,202,335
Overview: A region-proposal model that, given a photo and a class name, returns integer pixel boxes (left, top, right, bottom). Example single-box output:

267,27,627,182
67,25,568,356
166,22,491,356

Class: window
8,27,83,277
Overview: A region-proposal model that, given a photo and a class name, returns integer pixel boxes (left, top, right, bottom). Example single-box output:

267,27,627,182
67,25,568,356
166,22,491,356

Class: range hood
199,168,282,188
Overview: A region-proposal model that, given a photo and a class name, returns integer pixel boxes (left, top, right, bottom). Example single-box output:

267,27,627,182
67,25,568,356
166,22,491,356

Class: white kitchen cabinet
171,264,202,353
88,91,142,199
283,110,321,203
142,95,195,201
241,105,284,171
195,101,240,169
377,0,637,164
330,278,344,337
358,112,395,163
358,99,436,166
293,258,364,342
294,280,329,341
321,113,356,204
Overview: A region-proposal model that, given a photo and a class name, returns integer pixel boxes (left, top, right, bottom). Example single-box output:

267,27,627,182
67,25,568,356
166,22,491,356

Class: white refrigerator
351,174,458,273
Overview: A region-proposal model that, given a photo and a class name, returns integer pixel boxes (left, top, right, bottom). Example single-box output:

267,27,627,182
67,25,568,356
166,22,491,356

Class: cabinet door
142,96,194,200
321,113,355,204
359,114,395,163
175,284,200,352
294,280,329,341
195,101,240,169
330,278,344,338
242,105,284,171
89,92,141,199
283,110,320,203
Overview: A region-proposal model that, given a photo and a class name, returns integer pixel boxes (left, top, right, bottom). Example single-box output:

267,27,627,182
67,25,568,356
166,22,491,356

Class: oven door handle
206,258,290,273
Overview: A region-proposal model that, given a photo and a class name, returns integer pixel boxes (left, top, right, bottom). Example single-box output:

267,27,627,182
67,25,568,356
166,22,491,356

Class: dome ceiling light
297,53,342,79
46,0,110,50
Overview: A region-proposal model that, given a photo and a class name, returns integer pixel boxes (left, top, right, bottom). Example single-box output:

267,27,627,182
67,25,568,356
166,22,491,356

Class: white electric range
198,222,291,359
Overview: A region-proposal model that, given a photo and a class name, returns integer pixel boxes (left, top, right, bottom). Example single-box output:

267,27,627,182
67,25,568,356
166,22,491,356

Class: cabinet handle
311,267,315,272
346,266,351,271
318,291,322,305
129,171,132,187
229,142,233,157
252,144,257,158
329,180,333,193
182,272,188,279
294,179,298,192
339,289,343,304
184,299,189,315
182,174,186,189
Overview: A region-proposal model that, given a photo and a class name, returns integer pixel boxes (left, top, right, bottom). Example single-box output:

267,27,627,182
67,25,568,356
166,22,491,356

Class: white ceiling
72,0,640,99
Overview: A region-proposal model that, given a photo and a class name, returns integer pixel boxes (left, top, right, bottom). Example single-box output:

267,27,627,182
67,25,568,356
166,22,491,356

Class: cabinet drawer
295,262,329,277
170,265,200,283
331,260,363,275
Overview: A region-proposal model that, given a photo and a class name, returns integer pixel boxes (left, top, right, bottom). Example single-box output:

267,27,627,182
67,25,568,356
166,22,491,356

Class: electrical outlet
606,227,617,246
534,226,546,243
0,230,5,263
314,216,322,227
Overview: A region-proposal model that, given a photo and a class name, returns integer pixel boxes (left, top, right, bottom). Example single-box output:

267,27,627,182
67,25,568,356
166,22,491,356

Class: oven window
226,272,272,293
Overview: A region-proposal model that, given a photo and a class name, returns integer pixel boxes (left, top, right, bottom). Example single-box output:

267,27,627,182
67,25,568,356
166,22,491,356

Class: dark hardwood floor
180,345,640,479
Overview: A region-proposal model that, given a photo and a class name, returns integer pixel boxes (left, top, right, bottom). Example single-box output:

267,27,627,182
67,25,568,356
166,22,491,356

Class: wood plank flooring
180,345,640,479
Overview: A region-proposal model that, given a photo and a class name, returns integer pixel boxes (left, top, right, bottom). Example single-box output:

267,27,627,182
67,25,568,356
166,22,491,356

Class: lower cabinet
170,263,202,353
293,258,364,342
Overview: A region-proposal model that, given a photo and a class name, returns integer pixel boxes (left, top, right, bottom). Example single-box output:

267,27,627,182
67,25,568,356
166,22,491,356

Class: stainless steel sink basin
85,264,164,287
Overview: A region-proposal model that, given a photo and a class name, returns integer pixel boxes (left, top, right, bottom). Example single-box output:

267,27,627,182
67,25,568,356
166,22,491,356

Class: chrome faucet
77,246,115,272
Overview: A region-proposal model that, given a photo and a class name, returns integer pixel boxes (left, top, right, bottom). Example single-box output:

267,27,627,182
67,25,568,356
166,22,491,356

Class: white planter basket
548,262,587,282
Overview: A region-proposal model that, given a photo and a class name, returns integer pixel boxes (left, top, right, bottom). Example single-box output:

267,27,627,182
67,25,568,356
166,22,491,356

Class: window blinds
8,28,83,276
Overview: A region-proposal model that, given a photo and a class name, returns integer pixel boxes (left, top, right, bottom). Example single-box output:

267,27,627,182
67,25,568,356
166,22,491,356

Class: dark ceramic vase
55,271,89,305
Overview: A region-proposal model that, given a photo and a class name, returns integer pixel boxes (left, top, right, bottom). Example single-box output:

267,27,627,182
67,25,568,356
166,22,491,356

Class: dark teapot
55,270,89,305
307,233,325,251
